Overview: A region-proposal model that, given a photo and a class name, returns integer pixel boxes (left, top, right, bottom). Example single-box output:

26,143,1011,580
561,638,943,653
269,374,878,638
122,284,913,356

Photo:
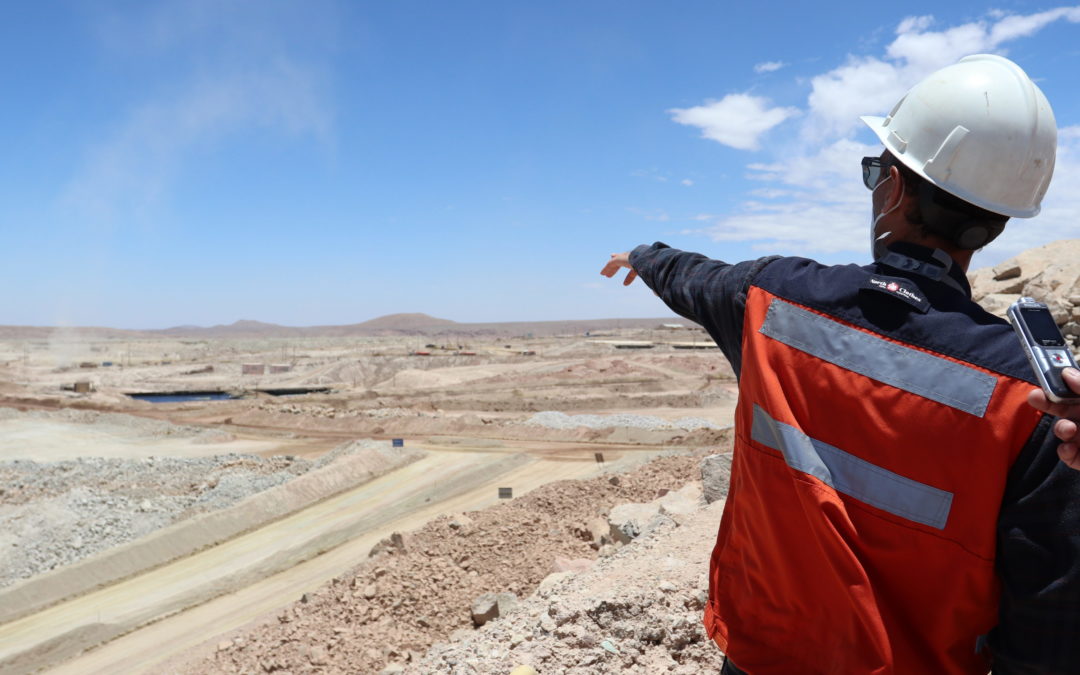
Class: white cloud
754,60,787,74
62,1,335,228
989,7,1080,43
681,179,694,186
669,94,799,151
807,9,1080,139
750,188,793,199
632,167,672,182
976,125,1080,266
805,57,906,140
694,139,876,254
668,8,1080,259
896,15,934,34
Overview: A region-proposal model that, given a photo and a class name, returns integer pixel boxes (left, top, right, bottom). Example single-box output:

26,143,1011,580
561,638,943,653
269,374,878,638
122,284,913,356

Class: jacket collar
877,242,972,298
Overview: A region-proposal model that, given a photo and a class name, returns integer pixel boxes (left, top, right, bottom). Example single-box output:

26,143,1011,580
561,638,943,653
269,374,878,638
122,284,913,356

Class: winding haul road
0,439,650,675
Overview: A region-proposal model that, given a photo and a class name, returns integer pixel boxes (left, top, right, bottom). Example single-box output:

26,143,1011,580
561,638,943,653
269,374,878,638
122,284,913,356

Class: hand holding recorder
1010,297,1080,469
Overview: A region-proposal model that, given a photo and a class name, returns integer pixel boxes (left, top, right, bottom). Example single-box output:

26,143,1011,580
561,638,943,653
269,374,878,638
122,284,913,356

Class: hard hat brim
860,116,891,148
860,114,1038,218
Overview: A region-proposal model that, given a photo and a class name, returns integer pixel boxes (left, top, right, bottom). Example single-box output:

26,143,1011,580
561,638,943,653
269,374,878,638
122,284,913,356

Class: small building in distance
268,364,292,374
242,363,266,375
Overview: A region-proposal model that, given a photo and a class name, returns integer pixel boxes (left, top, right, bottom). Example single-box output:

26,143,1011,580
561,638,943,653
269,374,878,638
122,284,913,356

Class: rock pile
263,402,437,420
971,239,1080,347
410,481,727,674
0,453,309,588
187,446,724,675
525,411,718,432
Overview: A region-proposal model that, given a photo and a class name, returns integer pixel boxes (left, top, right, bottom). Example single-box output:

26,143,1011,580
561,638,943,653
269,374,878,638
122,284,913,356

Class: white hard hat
861,54,1056,218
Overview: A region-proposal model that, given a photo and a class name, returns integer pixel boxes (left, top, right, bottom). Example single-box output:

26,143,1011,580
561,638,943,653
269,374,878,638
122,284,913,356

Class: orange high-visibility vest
705,284,1043,674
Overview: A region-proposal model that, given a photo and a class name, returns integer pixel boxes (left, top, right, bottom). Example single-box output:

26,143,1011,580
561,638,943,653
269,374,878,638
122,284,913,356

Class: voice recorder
1007,297,1080,403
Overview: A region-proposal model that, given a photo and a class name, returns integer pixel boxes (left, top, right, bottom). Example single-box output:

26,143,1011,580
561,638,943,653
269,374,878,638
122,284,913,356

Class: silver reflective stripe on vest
751,405,953,529
759,298,996,417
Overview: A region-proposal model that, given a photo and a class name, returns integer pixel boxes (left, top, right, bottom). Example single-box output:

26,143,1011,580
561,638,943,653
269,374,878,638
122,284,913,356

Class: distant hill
156,319,308,338
351,313,460,330
0,313,698,340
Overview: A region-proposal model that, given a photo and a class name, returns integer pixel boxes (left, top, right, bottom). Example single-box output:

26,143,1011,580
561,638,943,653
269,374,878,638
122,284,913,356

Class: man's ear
884,165,907,211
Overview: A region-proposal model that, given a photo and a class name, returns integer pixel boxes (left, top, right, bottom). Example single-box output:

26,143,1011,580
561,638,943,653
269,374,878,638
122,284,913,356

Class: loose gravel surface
526,411,719,431
0,440,381,589
411,496,727,675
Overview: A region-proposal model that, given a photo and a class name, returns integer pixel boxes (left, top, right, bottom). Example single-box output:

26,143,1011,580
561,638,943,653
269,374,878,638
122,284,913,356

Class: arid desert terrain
3,240,1080,674
0,310,740,674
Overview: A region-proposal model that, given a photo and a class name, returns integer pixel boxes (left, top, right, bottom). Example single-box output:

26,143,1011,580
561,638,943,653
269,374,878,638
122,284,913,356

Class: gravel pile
263,403,435,420
0,454,309,505
0,452,312,588
410,496,727,675
525,411,718,432
189,452,711,675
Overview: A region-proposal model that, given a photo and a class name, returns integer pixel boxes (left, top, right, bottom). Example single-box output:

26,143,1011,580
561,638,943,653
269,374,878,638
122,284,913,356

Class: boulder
700,453,733,504
977,293,1021,319
537,571,574,594
471,593,499,626
369,532,407,557
997,278,1026,295
659,483,703,519
608,502,661,544
587,516,612,548
993,261,1022,281
971,240,1080,314
470,592,519,627
447,514,475,534
496,591,519,617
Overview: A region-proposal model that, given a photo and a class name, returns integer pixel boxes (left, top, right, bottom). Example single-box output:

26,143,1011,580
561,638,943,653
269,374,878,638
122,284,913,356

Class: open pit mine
2,241,1078,675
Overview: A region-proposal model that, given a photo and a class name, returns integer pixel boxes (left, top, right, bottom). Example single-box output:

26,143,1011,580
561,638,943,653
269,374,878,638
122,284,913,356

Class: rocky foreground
173,242,1080,675
971,239,1080,344
182,443,731,674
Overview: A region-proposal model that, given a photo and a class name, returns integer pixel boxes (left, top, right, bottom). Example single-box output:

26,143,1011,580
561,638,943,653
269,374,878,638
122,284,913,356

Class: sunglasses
861,156,895,190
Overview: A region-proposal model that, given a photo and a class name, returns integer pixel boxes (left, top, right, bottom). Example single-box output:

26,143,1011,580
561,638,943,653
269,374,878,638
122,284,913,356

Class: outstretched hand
1028,367,1080,470
601,252,637,286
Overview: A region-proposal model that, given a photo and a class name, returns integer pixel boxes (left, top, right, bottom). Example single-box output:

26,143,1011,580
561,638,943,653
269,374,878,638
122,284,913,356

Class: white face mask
870,173,904,261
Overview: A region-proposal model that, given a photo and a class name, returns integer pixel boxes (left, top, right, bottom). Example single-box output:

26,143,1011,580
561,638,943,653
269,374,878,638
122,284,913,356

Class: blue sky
4,1,1080,328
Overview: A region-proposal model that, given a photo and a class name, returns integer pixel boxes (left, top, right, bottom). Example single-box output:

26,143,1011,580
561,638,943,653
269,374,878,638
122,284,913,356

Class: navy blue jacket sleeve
990,414,1080,674
628,242,777,379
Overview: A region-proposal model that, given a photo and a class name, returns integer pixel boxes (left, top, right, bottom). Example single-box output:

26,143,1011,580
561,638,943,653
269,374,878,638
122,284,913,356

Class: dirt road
0,440,644,675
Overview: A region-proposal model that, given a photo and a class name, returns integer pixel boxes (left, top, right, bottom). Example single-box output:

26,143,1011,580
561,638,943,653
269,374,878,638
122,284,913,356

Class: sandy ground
0,328,737,675
0,416,280,460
